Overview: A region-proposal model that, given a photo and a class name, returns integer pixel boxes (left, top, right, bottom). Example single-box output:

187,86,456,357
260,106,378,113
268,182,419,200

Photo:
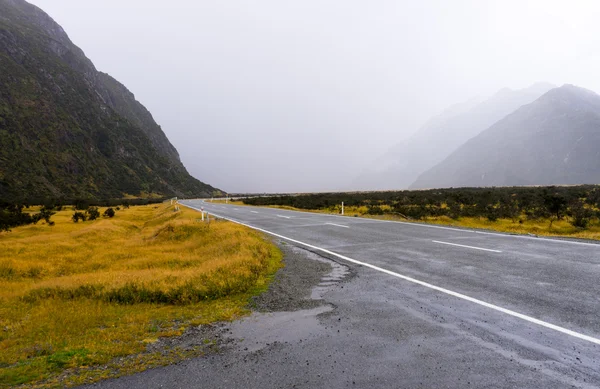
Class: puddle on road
228,245,351,352
299,247,351,300
228,305,333,352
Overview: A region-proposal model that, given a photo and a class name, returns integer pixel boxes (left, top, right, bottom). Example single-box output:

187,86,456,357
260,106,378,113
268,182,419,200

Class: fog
27,0,600,193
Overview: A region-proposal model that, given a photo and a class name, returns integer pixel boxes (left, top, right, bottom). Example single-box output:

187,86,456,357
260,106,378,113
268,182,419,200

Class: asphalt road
85,200,600,388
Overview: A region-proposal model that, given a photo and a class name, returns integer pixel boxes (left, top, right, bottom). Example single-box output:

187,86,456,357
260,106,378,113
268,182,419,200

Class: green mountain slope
0,0,220,201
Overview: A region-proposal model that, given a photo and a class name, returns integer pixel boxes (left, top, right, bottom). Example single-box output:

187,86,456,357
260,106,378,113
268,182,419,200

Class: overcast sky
28,0,600,193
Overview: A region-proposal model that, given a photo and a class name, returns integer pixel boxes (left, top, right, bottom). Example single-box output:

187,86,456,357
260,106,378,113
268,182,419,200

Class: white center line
325,223,349,229
276,215,291,219
202,201,600,247
251,211,259,214
180,203,600,347
433,240,502,253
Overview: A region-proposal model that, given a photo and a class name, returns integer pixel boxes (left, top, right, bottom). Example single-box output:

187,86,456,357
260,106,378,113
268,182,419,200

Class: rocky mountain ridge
0,0,219,201
352,82,554,190
410,84,600,189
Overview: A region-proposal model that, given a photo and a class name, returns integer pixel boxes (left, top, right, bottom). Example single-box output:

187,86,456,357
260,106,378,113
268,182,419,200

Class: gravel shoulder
249,241,344,312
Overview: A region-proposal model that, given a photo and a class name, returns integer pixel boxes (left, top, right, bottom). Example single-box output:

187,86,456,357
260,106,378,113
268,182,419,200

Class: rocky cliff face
0,0,219,201
410,85,600,189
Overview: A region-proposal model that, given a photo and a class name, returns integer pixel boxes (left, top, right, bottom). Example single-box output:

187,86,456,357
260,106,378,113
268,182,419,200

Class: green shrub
72,212,87,223
569,200,593,229
86,207,100,220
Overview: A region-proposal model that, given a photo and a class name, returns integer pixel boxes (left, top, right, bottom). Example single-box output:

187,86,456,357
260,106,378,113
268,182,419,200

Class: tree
72,212,87,223
103,208,115,218
86,207,100,220
543,192,567,228
544,192,567,220
485,205,499,222
37,206,56,226
448,201,462,219
569,200,593,229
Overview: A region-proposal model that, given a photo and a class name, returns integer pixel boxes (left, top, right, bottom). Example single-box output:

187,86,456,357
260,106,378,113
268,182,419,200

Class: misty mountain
410,85,600,189
352,82,554,190
0,0,219,201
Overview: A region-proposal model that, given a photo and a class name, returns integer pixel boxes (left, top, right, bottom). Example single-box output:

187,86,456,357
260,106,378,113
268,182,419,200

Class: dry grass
422,215,600,240
229,201,600,241
0,204,281,388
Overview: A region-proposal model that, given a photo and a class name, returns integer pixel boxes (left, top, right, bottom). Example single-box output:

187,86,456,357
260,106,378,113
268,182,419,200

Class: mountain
0,0,219,201
352,82,554,190
410,85,600,189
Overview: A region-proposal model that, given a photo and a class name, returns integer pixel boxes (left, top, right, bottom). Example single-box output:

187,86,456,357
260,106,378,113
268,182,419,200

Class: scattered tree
485,205,499,222
72,212,87,223
544,192,567,221
569,200,593,229
86,207,100,221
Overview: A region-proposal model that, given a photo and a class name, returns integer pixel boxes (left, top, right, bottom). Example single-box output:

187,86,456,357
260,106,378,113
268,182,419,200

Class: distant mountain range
0,0,219,201
353,82,555,190
410,84,600,189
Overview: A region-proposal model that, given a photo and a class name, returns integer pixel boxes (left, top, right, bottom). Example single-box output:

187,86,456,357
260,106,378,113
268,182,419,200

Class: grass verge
216,201,600,241
0,203,282,388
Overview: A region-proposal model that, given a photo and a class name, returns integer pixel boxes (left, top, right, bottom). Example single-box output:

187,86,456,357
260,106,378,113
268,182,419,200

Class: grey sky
27,0,600,193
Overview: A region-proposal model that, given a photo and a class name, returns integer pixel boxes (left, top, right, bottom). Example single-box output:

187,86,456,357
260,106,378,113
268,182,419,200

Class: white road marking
276,215,291,219
251,211,259,214
433,240,502,253
181,203,600,347
200,201,600,247
286,223,348,229
233,208,239,211
325,223,349,229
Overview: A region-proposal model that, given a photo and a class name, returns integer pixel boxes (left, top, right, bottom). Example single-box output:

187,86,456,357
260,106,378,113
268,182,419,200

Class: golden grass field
214,200,600,240
0,203,281,388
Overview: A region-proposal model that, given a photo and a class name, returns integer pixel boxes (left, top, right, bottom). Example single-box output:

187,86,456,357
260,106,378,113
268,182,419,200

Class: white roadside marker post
341,202,344,215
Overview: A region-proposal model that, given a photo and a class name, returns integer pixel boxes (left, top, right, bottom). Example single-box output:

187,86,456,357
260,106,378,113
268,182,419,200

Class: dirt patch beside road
250,241,352,312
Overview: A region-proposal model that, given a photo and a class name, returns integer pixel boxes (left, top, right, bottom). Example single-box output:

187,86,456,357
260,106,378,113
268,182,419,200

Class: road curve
85,200,600,388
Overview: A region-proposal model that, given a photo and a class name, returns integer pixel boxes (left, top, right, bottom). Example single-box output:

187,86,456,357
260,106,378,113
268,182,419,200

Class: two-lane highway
185,199,600,348
88,199,600,388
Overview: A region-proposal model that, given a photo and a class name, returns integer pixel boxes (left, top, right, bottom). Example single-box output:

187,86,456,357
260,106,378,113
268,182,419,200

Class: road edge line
182,202,600,346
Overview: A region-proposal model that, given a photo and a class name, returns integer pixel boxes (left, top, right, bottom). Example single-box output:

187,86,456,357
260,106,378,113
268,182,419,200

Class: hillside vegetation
0,0,218,201
242,186,600,240
0,204,281,388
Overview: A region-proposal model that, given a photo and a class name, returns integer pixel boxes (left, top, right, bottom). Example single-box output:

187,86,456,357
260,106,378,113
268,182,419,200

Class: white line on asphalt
251,211,259,214
276,215,291,219
199,201,600,247
432,240,502,253
325,223,349,229
181,203,600,347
